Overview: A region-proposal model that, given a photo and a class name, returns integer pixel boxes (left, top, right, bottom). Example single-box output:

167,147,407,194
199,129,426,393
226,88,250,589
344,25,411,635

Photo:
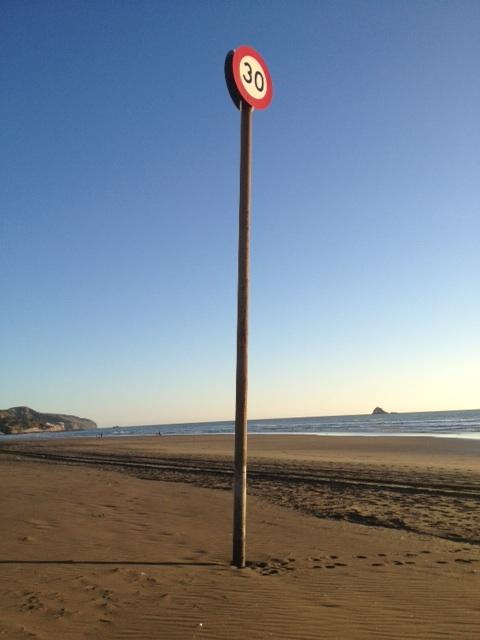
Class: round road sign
225,45,273,110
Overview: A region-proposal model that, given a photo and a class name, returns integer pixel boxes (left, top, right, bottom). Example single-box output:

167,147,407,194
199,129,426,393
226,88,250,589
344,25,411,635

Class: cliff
0,406,97,435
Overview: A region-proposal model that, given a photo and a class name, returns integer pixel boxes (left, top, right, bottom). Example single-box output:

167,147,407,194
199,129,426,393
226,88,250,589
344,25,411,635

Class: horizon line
99,406,480,429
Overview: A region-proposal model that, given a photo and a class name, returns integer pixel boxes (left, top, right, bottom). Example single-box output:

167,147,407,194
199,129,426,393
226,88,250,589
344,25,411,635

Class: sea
2,409,480,442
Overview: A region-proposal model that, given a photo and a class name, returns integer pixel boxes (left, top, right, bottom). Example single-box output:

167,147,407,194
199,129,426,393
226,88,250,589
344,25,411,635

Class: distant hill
0,406,97,435
372,406,389,415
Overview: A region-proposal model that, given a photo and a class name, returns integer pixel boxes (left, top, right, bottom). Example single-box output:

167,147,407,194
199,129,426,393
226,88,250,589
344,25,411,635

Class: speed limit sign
225,45,273,110
225,44,273,568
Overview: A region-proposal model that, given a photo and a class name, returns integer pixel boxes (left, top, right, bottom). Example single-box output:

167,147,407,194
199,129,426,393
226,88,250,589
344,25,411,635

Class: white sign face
238,55,268,101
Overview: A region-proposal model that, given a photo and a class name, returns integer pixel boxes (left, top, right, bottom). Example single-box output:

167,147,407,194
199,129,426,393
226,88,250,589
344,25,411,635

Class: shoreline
3,430,480,443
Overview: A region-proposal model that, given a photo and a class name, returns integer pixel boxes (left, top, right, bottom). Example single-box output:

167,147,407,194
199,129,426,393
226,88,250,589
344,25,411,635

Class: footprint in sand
251,557,296,576
21,593,43,612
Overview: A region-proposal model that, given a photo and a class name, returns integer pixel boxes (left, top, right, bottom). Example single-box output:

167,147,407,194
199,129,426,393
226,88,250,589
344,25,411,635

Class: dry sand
1,434,479,639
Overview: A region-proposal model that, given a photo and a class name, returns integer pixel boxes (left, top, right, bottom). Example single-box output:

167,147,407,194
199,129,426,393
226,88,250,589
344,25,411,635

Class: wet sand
1,435,479,639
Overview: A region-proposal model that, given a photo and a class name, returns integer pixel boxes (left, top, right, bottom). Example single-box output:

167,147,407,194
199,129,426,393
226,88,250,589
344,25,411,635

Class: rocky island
372,406,389,415
0,406,97,435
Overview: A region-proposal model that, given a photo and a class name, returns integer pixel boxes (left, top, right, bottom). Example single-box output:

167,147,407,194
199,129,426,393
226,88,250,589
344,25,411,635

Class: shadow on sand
0,559,222,567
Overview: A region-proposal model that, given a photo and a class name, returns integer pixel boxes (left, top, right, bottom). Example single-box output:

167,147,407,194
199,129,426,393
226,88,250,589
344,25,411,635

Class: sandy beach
1,434,479,639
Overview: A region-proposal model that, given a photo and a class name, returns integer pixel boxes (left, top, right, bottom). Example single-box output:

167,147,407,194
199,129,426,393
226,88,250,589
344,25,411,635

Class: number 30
242,61,265,92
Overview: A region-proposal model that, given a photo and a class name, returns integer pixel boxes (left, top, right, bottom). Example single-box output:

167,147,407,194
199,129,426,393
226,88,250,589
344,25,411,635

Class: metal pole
232,100,252,568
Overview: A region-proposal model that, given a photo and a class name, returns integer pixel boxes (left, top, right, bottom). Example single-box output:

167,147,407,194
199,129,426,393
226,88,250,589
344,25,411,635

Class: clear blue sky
1,1,479,426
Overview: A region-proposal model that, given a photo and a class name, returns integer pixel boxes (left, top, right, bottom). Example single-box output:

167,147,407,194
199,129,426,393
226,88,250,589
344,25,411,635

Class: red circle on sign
232,46,273,110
